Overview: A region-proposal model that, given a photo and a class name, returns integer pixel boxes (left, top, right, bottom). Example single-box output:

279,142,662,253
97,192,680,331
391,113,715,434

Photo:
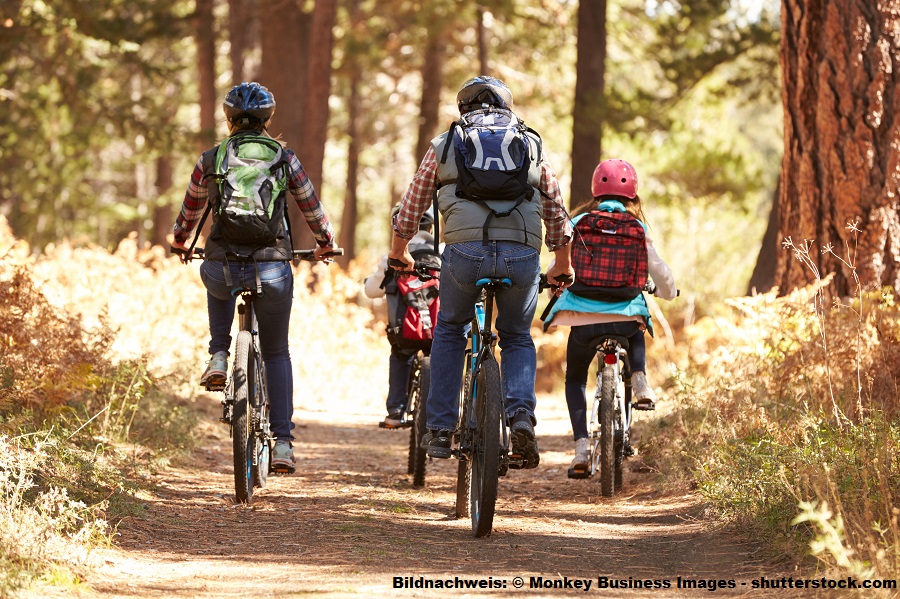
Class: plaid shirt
173,146,335,247
393,145,572,251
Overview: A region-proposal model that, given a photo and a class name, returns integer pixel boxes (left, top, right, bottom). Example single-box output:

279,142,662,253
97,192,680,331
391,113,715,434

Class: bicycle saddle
588,334,630,352
475,277,513,289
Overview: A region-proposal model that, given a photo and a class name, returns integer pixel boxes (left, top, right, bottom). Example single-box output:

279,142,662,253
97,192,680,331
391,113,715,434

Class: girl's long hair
572,194,648,224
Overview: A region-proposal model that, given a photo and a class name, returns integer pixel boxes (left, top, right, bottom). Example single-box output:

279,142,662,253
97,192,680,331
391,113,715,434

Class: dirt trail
71,392,792,598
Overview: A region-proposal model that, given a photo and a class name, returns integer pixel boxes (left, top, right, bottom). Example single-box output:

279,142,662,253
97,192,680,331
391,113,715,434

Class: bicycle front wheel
455,352,474,519
470,355,501,538
232,331,255,503
410,356,430,487
597,364,617,497
252,355,270,489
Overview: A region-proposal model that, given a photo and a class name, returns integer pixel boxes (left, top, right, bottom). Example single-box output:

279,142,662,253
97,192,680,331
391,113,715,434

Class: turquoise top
544,200,654,335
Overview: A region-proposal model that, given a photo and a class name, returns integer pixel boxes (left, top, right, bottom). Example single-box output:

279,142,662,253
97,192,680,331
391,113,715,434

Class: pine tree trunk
569,0,607,210
338,72,361,267
776,0,900,296
153,156,174,248
195,0,217,151
747,176,781,295
296,0,338,250
414,35,448,163
260,0,310,248
228,0,247,83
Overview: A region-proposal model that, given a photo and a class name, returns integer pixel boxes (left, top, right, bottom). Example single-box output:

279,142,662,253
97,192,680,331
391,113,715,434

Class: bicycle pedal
624,444,637,457
507,453,526,470
567,466,591,479
271,465,296,475
205,382,226,392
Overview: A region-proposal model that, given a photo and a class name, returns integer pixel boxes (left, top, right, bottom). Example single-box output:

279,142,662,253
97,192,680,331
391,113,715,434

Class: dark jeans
200,260,295,441
387,347,417,413
564,321,645,440
425,242,541,431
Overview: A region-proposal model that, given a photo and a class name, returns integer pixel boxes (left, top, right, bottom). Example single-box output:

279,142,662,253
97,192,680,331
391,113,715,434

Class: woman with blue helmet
172,82,337,473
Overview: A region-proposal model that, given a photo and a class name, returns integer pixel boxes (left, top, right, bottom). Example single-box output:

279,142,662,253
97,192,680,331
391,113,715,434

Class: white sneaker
632,371,657,409
271,440,295,473
200,351,228,388
570,437,589,469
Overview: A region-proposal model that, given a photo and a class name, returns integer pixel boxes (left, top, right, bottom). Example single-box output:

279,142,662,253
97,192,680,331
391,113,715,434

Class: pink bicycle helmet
591,159,638,199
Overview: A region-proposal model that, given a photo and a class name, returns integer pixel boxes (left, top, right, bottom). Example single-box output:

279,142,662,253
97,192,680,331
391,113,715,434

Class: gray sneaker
271,440,295,474
200,351,228,389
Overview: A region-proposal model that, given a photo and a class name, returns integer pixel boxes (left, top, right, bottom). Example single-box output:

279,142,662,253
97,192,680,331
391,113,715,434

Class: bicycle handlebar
387,258,441,281
170,246,343,262
538,273,573,291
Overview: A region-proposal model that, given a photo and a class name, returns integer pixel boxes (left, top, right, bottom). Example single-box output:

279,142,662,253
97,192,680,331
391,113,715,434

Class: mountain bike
451,276,509,538
173,246,341,504
567,279,677,497
380,261,438,489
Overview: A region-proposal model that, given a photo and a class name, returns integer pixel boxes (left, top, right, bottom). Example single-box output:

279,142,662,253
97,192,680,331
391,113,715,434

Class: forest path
75,393,789,598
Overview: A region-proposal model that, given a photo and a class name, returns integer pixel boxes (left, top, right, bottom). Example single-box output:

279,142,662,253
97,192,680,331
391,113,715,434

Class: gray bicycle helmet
223,82,276,124
456,75,514,114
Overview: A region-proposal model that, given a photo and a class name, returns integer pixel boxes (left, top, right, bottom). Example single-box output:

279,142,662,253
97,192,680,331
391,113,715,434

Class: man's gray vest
431,127,544,251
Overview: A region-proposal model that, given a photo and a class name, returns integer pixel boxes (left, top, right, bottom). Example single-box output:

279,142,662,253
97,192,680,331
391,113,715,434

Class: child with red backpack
542,159,677,474
365,205,441,427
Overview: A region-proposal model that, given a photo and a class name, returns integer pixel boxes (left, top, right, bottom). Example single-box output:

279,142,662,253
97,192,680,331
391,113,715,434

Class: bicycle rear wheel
470,356,501,537
232,331,255,503
410,356,430,487
597,364,617,497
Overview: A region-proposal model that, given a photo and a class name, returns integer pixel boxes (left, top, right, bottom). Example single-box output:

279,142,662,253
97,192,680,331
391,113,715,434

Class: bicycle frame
456,282,508,465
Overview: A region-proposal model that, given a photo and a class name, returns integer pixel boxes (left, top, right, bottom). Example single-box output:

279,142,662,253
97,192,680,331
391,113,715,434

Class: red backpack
385,247,441,350
569,210,648,302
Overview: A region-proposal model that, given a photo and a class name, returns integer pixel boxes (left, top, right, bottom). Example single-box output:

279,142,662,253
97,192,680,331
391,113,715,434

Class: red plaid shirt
393,146,572,250
173,146,335,247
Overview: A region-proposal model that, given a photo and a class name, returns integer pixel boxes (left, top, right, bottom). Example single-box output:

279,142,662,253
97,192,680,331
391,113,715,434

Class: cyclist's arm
389,147,438,269
646,231,677,300
537,156,573,252
364,255,389,298
284,149,336,248
172,155,209,245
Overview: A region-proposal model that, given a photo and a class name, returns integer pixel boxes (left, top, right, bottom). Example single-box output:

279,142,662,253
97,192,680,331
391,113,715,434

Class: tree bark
747,175,781,295
195,0,217,151
569,0,607,210
414,35,448,163
260,0,310,247
153,156,174,248
476,5,489,76
296,0,338,249
776,0,900,296
338,72,361,267
228,0,247,83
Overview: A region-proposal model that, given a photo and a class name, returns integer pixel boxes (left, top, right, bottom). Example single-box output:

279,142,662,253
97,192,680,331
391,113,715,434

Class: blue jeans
564,321,645,440
387,348,417,413
200,260,296,441
425,241,541,431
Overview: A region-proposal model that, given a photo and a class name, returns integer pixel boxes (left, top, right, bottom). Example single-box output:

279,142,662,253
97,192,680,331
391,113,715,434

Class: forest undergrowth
2,213,900,594
640,232,900,580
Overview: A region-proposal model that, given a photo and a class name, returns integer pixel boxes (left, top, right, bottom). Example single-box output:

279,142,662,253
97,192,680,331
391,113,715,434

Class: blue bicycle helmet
456,76,514,114
223,82,276,123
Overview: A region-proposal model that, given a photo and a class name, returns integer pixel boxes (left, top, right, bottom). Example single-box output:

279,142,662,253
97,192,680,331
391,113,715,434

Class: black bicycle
449,277,507,537
174,246,341,504
380,261,438,489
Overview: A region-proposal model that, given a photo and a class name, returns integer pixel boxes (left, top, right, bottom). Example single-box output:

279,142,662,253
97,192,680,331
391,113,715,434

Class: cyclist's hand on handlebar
313,245,339,262
170,240,192,264
545,265,575,296
387,249,414,272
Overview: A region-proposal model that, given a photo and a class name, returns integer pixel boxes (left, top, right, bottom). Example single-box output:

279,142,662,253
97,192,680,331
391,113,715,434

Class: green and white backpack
213,134,289,246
